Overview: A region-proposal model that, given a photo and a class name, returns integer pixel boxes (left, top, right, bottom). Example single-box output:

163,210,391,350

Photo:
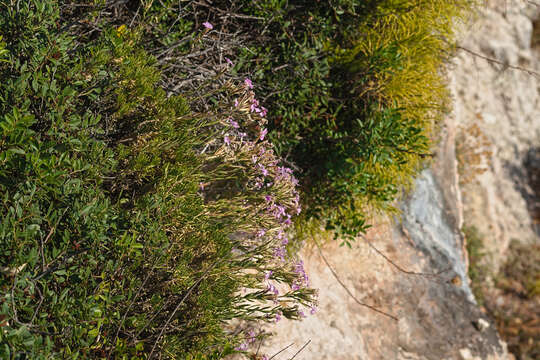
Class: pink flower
275,312,282,323
203,21,213,30
228,118,239,128
274,246,286,261
254,179,263,189
235,343,248,351
264,270,273,280
267,283,279,295
224,135,230,145
247,329,256,343
292,283,300,291
225,57,233,66
234,98,239,107
310,306,317,315
259,163,268,176
244,78,254,89
284,215,292,226
259,128,268,141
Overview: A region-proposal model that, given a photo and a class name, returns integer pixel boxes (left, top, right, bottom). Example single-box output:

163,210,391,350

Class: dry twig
456,45,540,78
316,242,399,321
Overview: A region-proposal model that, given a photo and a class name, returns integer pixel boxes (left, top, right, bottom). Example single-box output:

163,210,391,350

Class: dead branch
289,340,311,359
359,234,451,278
269,342,295,360
456,45,540,78
316,242,399,322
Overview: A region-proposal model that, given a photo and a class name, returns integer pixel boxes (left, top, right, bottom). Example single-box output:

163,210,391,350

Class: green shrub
0,2,315,358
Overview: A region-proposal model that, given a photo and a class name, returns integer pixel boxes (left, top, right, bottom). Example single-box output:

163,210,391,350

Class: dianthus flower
259,128,268,141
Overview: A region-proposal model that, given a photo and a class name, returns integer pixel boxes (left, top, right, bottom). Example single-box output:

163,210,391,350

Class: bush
0,2,315,358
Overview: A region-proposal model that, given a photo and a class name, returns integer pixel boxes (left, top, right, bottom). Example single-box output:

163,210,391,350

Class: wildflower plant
197,80,316,322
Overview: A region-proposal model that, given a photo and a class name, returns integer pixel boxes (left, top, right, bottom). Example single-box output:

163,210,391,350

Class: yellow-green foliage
311,0,474,242
331,0,473,160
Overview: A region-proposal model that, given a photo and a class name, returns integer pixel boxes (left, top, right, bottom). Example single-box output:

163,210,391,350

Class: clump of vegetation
490,241,540,359
0,2,314,358
464,226,540,360
238,0,473,242
462,224,490,306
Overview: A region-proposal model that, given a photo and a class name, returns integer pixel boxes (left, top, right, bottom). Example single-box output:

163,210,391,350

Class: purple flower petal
228,117,239,128
267,283,279,296
259,128,268,141
264,270,273,280
244,78,254,89
225,57,233,66
235,343,248,351
274,246,286,261
203,21,213,30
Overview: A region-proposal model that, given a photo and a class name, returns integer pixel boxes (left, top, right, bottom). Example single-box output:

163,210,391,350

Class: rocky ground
254,0,540,359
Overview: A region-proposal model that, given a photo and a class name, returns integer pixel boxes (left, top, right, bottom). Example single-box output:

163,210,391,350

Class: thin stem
316,242,399,321
289,340,311,359
456,45,540,79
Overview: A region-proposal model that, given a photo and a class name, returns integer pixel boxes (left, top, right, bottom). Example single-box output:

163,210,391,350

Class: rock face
255,0,540,359
453,0,540,272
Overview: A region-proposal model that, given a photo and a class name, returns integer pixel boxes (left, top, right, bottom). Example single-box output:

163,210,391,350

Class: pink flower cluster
198,75,315,353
